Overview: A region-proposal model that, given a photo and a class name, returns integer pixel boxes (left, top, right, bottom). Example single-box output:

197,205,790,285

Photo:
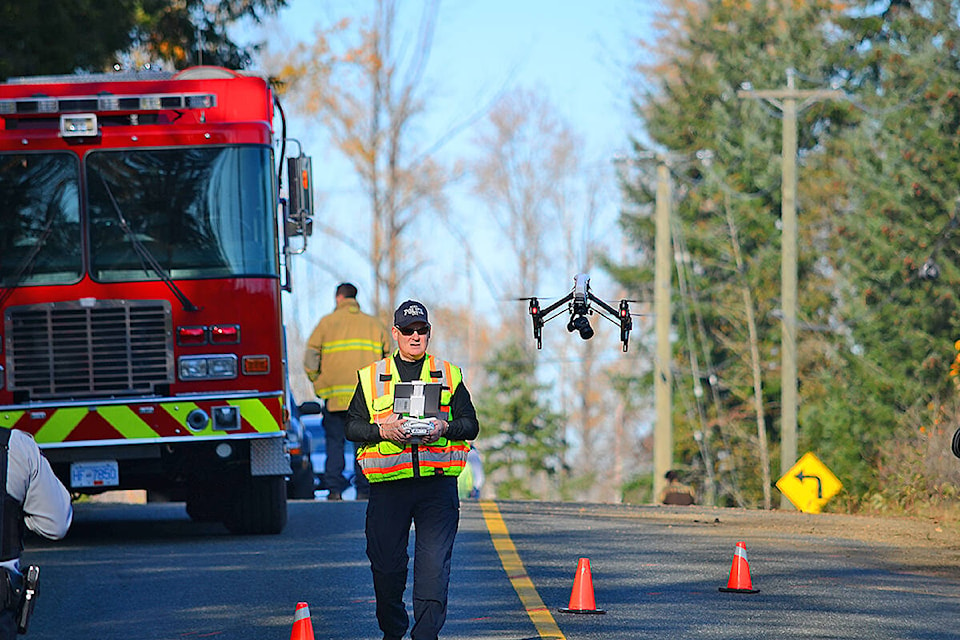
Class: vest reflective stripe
418,441,471,468
363,357,395,422
357,354,468,483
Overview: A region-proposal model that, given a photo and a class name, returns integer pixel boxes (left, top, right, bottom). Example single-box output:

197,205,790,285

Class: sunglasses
396,325,430,336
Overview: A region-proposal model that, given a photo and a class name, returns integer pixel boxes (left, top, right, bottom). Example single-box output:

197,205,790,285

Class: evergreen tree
620,0,960,507
0,0,286,79
820,0,960,500
619,0,859,506
477,341,568,500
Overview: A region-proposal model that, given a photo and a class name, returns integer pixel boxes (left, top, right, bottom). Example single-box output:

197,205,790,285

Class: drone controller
403,419,434,437
393,381,443,442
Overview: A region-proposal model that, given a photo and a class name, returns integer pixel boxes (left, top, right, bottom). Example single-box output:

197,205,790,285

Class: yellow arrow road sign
776,452,842,513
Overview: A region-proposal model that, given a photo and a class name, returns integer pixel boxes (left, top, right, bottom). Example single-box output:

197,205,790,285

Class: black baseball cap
394,300,429,329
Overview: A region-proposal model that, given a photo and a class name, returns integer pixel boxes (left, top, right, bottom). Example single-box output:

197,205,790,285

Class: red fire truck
0,66,314,534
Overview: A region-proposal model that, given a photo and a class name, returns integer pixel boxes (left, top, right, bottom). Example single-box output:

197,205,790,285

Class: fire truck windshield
0,153,82,288
88,145,277,282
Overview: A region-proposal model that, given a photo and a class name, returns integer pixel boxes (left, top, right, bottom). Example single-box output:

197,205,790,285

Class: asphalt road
19,498,960,639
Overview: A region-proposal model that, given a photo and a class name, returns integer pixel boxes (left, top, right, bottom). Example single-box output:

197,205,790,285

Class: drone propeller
510,294,563,302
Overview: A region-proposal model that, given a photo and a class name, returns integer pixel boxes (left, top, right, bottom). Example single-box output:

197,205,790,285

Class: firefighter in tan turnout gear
304,283,390,500
346,300,479,640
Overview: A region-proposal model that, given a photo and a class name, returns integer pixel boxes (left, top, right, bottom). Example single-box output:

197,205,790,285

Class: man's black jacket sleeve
345,381,378,443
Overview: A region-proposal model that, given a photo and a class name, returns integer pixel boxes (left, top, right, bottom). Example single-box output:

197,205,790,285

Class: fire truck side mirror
286,154,314,238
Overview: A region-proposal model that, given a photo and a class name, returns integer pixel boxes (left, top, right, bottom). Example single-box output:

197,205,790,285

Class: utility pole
614,154,676,504
652,160,673,504
738,69,844,509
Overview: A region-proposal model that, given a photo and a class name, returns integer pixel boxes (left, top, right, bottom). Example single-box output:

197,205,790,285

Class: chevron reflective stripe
0,411,24,430
161,398,281,435
98,405,160,439
160,401,208,433
229,398,281,433
5,396,283,444
34,407,86,443
323,338,384,354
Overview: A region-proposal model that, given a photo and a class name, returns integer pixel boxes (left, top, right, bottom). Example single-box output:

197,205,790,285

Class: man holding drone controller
345,300,479,640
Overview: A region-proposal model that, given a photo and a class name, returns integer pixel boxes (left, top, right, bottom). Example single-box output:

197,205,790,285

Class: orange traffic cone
558,557,606,614
290,602,316,640
719,541,759,593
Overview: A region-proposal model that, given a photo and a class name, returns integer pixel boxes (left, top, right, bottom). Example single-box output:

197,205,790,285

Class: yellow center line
480,501,565,640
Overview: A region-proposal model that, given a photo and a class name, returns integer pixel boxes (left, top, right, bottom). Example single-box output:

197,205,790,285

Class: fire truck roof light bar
60,113,98,138
0,92,216,116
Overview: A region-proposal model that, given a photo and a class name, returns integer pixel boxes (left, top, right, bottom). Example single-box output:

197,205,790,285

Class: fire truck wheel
224,475,288,535
287,466,316,500
186,491,226,523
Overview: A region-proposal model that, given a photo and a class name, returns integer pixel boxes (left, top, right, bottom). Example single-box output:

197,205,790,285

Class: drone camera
568,314,594,340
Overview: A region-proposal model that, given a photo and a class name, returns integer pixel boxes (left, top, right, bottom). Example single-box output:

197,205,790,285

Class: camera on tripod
393,381,443,441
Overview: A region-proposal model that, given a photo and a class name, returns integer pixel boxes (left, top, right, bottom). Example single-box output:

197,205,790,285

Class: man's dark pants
365,475,459,640
321,407,370,496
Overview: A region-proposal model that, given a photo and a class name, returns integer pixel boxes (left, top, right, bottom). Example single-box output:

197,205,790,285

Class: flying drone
523,274,635,352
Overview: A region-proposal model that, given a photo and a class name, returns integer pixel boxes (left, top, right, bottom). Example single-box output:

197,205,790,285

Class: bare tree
723,193,772,510
469,88,579,336
270,0,450,316
469,87,639,500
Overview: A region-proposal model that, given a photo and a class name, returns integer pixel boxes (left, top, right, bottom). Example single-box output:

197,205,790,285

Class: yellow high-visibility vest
356,353,469,482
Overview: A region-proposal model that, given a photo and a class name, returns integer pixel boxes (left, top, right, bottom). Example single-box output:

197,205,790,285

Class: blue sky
247,1,658,335
262,0,650,157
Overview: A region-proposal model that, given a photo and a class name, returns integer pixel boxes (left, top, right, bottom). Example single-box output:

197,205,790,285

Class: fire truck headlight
178,355,238,380
0,364,4,391
179,357,208,379
208,356,238,378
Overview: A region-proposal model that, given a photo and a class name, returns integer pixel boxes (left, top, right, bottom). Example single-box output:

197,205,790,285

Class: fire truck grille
4,300,174,399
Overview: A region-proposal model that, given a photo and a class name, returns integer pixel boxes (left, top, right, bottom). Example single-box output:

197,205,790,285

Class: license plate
70,460,119,488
